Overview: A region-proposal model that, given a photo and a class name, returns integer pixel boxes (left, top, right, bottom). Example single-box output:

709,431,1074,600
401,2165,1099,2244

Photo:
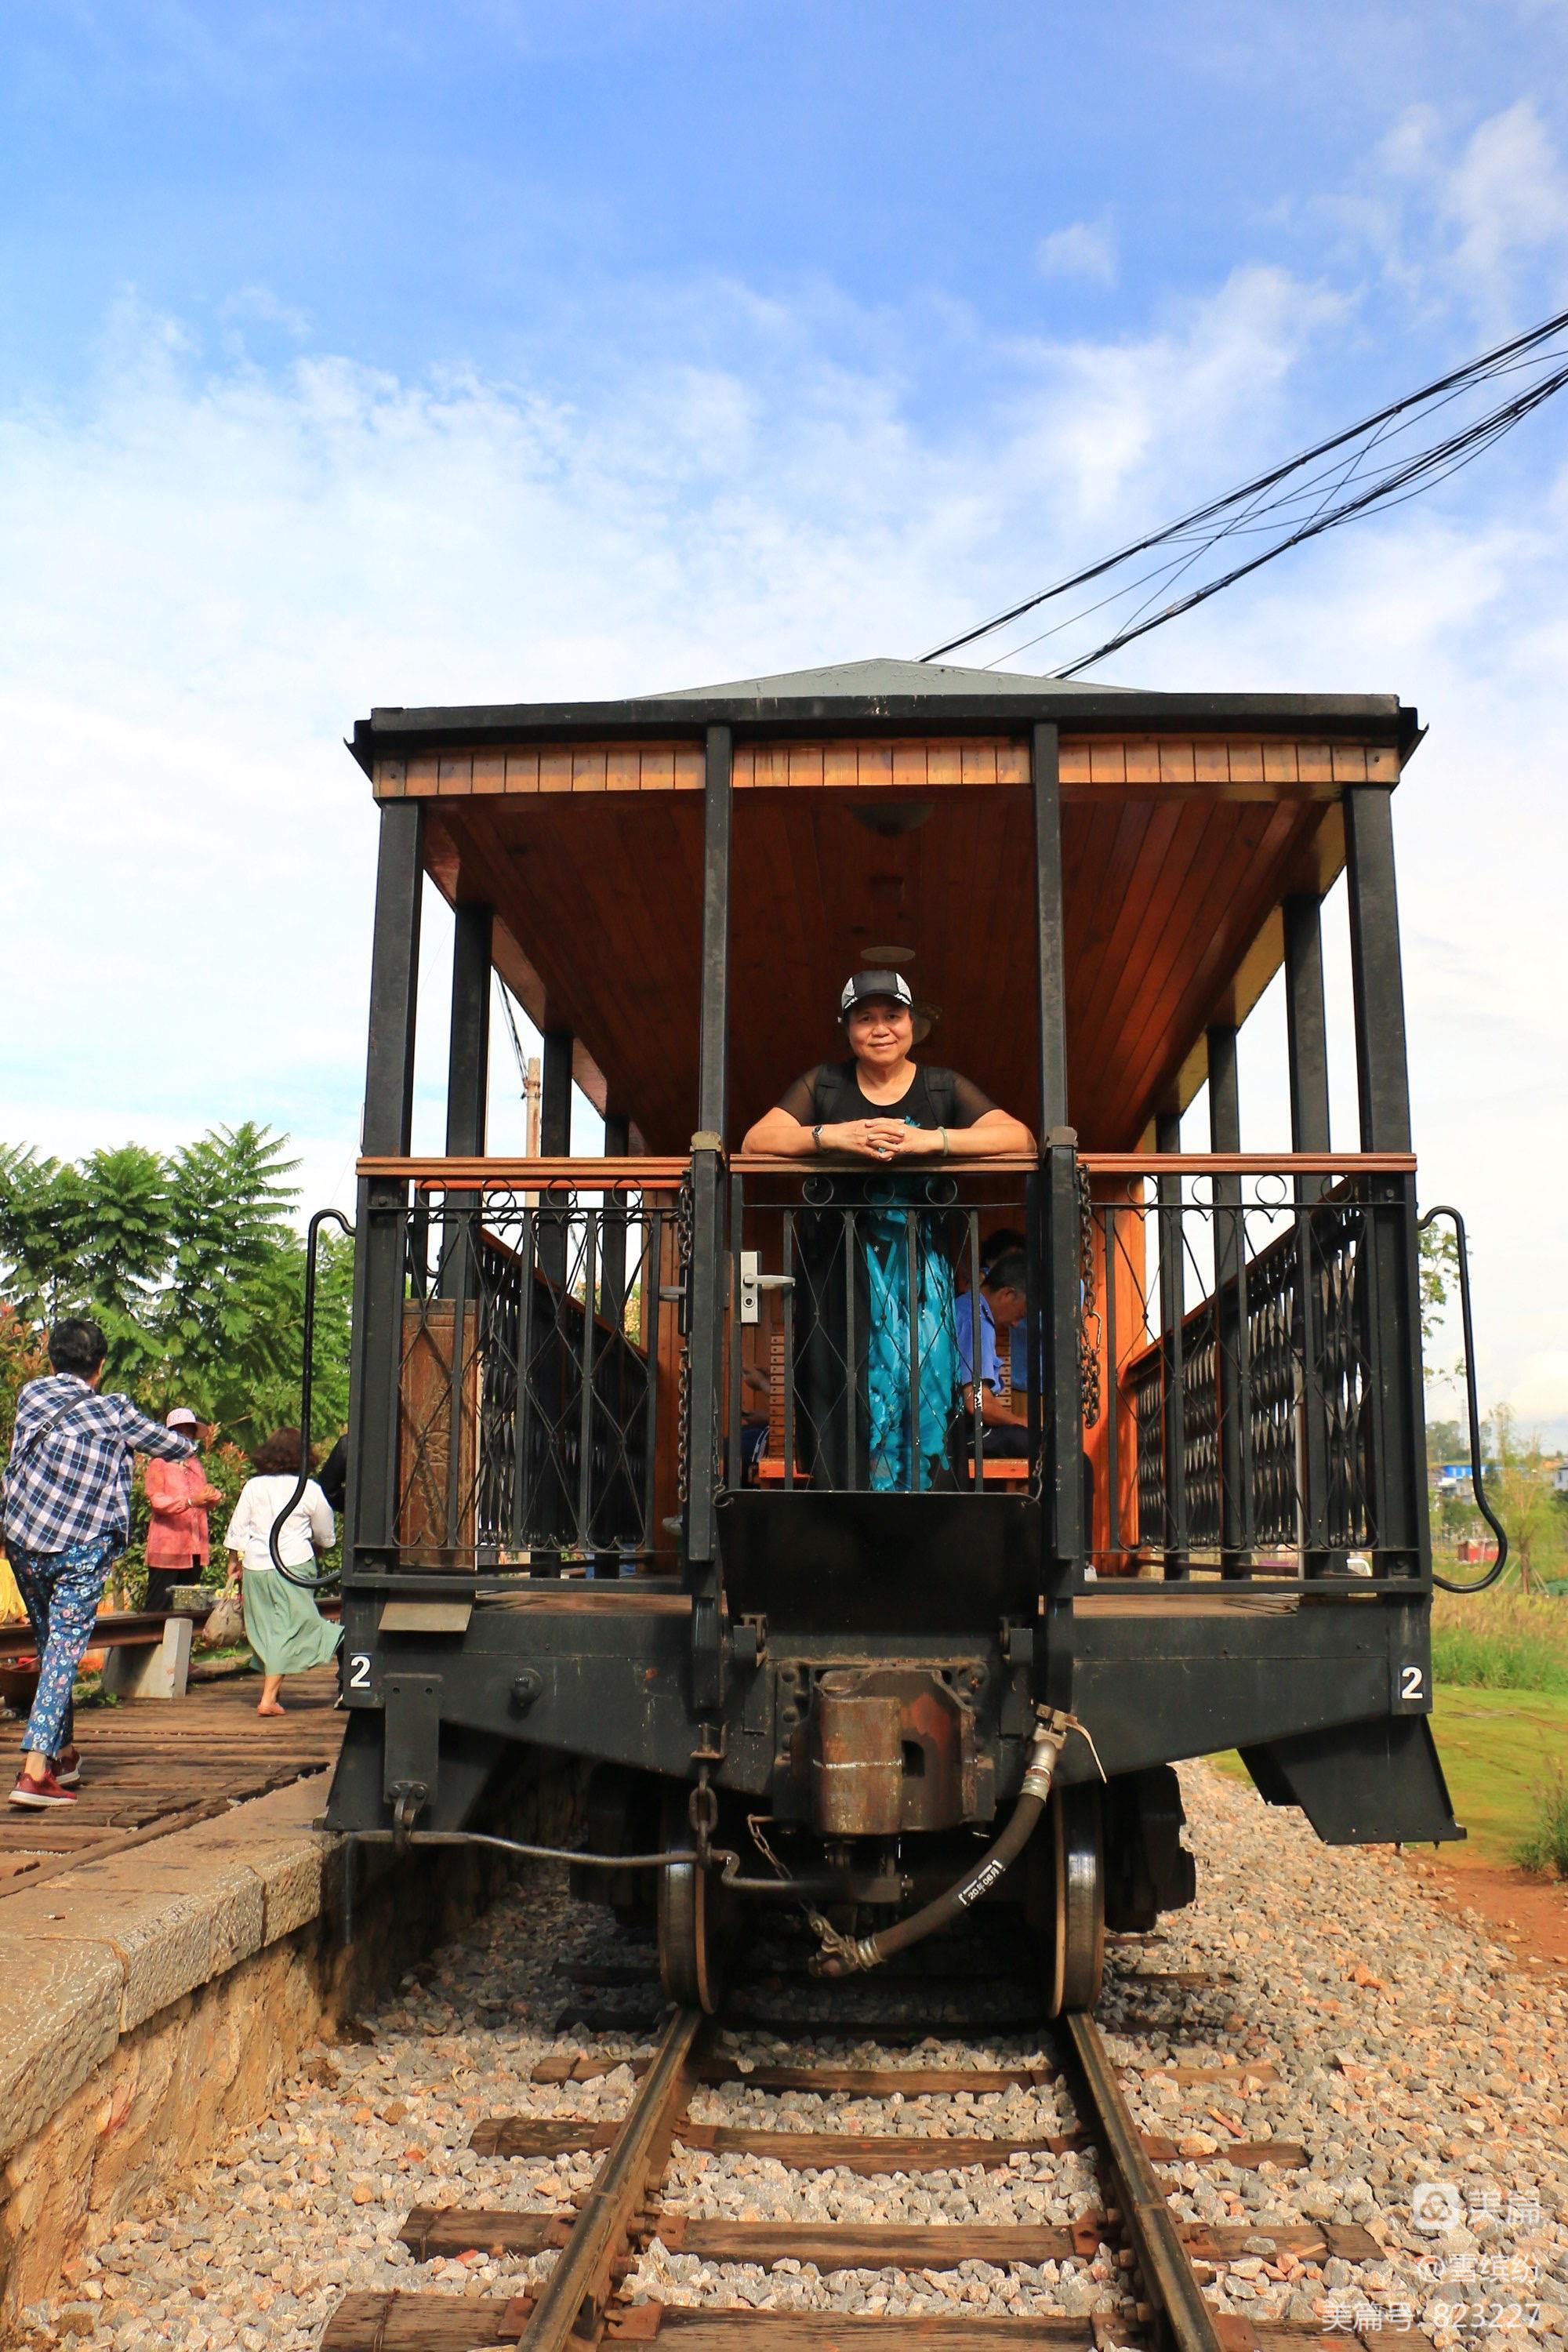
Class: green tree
0,1148,71,1319
1425,1415,1467,1468
158,1124,303,1428
1484,1406,1567,1595
0,1124,352,1454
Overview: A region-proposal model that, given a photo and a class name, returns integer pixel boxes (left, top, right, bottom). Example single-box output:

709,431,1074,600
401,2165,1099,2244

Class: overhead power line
920,305,1568,677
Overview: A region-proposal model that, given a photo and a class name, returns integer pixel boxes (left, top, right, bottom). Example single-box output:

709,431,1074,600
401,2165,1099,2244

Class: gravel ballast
24,1760,1567,2352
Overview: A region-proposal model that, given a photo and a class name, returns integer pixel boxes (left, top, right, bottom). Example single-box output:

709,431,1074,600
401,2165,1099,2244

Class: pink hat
166,1406,199,1428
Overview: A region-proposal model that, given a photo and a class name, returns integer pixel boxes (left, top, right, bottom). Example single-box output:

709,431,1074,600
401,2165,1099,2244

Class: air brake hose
808,1706,1080,1978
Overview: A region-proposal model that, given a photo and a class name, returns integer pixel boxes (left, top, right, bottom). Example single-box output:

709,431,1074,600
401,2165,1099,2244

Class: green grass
1427,1686,1568,1866
1428,1590,1568,1693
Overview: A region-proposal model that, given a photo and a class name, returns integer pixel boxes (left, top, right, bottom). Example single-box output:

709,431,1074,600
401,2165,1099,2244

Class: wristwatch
811,1123,825,1153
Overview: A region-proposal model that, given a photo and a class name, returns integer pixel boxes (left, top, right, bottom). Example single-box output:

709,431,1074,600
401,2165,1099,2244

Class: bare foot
256,1700,286,1716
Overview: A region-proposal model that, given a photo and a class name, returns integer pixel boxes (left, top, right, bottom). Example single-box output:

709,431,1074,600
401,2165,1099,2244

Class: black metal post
575,1210,598,1548
1345,790,1412,1156
594,1108,632,1574
438,900,492,1307
1033,720,1077,1705
349,803,424,1577
1344,786,1428,1587
781,1210,796,1493
1156,1109,1189,1581
641,1212,662,1550
1031,721,1069,1132
445,902,492,1157
1207,1025,1251,1577
600,1110,630,1327
537,1027,572,1294
1041,1138,1085,1706
688,724,732,1714
532,1027,573,1573
1283,895,1332,1575
1283,894,1331,1158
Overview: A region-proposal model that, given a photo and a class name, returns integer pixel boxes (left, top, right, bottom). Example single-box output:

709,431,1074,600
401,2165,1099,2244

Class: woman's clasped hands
818,1118,946,1161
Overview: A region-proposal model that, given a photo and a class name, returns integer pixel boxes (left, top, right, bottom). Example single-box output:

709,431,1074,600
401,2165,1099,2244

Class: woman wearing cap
742,973,1033,1490
143,1410,223,1613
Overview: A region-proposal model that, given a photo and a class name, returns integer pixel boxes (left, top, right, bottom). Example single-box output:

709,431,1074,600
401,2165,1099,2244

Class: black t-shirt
776,1062,996,1130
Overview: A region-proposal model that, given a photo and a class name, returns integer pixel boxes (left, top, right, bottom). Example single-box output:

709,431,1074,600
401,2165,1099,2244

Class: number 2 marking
1400,1664,1425,1701
348,1653,372,1690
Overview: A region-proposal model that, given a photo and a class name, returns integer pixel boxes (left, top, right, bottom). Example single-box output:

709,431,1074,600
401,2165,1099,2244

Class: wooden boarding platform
0,1667,342,1895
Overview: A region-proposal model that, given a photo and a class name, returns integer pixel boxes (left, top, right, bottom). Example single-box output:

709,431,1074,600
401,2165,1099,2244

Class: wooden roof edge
350,692,1419,769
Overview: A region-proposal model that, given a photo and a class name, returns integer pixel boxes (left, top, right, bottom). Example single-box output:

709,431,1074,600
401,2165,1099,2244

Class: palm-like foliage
0,1125,349,1449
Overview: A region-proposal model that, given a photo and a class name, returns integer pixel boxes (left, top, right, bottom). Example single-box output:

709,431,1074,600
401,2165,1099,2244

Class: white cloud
1443,98,1568,292
217,283,313,338
1350,97,1568,318
1036,220,1118,287
3,256,1568,1422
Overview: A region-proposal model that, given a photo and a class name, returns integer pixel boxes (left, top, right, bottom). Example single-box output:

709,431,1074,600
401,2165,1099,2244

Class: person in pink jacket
143,1408,222,1611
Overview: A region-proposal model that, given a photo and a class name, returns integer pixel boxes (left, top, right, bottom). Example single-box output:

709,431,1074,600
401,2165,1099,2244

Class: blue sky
4,0,1568,1428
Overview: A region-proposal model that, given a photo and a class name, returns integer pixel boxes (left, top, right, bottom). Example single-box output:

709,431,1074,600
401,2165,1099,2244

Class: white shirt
225,1475,336,1573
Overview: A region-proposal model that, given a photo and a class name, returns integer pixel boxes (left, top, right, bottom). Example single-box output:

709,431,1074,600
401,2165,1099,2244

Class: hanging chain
675,1182,694,1505
1077,1167,1103,1429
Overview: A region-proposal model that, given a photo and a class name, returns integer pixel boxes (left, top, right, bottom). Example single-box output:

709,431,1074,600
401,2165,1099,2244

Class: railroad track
323,1935,1370,2352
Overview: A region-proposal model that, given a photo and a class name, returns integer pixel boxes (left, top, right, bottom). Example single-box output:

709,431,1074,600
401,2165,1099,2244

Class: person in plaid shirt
2,1318,194,1807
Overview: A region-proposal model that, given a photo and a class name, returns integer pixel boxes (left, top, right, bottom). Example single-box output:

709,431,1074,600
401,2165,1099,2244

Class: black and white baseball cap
839,969,913,1022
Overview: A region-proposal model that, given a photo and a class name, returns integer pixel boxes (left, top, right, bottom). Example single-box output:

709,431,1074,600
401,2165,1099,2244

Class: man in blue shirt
2,1319,194,1807
954,1249,1033,1460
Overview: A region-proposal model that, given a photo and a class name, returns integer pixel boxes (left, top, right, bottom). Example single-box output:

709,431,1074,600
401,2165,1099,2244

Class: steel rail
517,2003,707,2352
1060,2010,1225,2352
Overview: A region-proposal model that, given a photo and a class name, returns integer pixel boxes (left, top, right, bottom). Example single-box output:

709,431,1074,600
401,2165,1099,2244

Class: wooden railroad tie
397,2205,1380,2270
470,2113,1306,2172
324,2295,1357,2351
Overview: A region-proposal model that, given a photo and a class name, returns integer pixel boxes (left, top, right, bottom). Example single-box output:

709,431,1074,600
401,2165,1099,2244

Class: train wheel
1042,1780,1105,2017
656,1785,735,2013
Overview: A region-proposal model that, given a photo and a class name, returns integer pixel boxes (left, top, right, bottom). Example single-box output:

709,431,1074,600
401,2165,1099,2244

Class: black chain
675,1183,694,1504
1078,1167,1103,1429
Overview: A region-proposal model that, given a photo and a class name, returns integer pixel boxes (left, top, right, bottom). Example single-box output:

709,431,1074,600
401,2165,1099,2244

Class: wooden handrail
1079,1152,1415,1174
357,1156,691,1189
731,1152,1040,1171
358,1149,1415,1188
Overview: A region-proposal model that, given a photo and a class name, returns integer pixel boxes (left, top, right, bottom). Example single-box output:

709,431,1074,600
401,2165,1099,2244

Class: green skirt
242,1567,342,1675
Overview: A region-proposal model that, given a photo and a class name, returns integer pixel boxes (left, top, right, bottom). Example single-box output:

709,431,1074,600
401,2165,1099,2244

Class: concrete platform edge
0,1766,561,2328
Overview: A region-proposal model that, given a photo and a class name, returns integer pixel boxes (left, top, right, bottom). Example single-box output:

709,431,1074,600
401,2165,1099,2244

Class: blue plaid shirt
2,1374,194,1555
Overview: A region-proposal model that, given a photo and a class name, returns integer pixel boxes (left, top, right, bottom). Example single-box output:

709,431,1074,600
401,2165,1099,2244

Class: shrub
1515,1773,1568,1878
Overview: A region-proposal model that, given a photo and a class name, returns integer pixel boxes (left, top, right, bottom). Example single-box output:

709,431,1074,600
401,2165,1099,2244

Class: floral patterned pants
8,1537,118,1759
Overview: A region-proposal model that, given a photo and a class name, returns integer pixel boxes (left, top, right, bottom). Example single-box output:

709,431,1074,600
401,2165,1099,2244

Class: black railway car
324,656,1462,2011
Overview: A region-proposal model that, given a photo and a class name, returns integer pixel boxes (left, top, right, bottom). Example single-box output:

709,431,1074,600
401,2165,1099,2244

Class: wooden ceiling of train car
361,664,1412,1153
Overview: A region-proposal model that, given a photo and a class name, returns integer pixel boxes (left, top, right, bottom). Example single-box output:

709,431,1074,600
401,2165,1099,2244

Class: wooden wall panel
372,735,1397,802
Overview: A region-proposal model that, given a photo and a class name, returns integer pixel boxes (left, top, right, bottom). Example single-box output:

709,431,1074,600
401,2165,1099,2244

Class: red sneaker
9,1766,76,1808
53,1746,82,1788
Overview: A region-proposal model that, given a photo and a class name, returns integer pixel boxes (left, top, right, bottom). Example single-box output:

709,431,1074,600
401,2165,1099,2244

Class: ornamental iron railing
1109,1172,1421,1577
390,1183,674,1571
